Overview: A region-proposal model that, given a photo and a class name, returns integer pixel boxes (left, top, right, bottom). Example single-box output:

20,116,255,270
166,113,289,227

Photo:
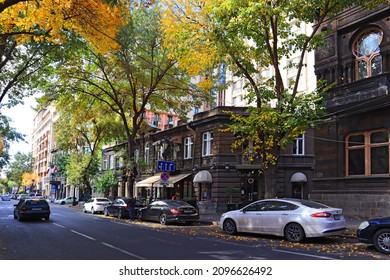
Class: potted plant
225,186,237,211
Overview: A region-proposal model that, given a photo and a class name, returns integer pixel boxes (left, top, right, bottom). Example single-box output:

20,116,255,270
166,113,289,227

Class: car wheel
44,216,50,221
137,211,143,221
61,201,65,205
13,213,17,219
104,208,109,216
17,215,23,222
83,207,87,213
91,207,95,215
223,218,237,235
159,213,167,225
373,229,390,254
284,223,305,243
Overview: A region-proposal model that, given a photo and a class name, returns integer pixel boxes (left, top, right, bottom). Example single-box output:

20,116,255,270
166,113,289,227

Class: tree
0,0,126,105
6,151,32,192
160,0,387,198
0,0,127,158
95,170,119,197
41,5,207,197
45,93,121,196
0,113,24,168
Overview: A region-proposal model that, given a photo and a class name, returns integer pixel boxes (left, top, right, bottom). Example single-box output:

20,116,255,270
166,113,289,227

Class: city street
0,200,389,260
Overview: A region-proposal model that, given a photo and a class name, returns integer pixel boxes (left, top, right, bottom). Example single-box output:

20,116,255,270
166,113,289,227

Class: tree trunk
264,164,278,199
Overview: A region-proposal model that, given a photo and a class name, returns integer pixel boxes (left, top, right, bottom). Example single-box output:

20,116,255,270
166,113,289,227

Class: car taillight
170,209,181,215
21,206,27,212
310,212,332,218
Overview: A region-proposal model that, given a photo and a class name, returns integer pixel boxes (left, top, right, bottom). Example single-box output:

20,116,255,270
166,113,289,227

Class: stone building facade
311,5,390,218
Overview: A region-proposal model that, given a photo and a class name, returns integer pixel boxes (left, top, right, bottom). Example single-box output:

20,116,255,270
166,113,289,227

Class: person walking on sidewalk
127,196,136,222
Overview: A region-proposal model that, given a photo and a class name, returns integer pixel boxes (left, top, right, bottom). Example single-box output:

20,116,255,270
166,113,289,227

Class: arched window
353,29,383,80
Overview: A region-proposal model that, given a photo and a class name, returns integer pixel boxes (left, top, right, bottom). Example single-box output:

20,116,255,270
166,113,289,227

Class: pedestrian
127,196,136,222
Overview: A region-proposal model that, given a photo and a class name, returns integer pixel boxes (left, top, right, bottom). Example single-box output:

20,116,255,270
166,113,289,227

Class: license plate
184,211,193,214
32,208,42,211
333,214,341,220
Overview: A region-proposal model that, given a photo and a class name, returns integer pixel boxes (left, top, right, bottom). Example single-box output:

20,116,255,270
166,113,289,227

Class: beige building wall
223,22,316,106
31,105,58,196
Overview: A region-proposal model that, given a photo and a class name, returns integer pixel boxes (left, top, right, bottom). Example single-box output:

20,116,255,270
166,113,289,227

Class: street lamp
161,137,171,160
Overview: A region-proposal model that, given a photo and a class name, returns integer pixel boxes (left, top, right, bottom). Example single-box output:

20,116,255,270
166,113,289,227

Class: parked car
220,198,346,243
83,197,112,214
103,198,145,219
1,195,10,201
357,217,390,254
13,198,51,221
55,196,78,205
137,200,199,225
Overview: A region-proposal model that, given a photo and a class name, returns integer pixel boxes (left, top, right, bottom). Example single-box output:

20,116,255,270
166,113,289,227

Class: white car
55,196,78,205
83,197,112,214
220,198,346,242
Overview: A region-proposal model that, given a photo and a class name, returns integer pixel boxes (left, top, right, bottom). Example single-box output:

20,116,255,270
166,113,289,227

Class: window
293,134,305,155
109,155,114,169
153,113,160,127
144,143,150,164
102,158,108,170
184,137,193,159
346,130,389,176
353,29,383,80
134,149,140,163
202,131,213,156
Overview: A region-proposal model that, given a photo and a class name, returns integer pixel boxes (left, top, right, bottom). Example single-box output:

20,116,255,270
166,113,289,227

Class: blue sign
160,172,170,182
157,160,175,172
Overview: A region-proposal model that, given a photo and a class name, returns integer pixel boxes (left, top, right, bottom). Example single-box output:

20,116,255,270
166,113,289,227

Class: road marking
53,223,66,229
272,249,337,260
101,242,146,260
70,230,96,241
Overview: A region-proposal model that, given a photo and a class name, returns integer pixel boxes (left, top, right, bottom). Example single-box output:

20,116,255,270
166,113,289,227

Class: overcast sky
3,96,36,158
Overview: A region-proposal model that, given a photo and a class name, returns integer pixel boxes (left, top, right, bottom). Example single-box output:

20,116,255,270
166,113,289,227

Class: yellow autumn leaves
0,0,126,54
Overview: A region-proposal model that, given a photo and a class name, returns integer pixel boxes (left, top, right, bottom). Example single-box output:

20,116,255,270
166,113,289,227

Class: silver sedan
220,198,346,242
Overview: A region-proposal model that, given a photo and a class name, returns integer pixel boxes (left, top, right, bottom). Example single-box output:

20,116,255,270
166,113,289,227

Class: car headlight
220,213,226,218
358,221,369,230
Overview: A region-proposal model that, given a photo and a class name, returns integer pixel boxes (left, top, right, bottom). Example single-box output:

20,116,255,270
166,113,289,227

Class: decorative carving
315,35,336,61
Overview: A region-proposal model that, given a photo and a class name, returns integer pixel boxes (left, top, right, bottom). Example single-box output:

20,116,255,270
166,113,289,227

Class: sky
3,96,36,158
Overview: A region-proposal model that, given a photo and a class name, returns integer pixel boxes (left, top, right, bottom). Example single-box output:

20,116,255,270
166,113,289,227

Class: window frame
346,129,390,176
353,28,383,80
184,137,193,159
293,134,305,156
202,131,213,157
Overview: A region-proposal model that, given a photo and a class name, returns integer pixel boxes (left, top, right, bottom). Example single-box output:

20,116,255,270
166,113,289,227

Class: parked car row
10,195,390,255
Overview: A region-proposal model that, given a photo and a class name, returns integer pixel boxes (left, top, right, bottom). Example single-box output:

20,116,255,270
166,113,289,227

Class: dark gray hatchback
14,198,51,221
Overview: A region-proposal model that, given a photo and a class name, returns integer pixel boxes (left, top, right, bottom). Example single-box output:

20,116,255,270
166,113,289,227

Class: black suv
14,198,51,221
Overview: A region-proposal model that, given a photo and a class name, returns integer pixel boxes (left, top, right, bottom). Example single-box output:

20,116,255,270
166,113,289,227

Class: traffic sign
157,160,175,172
160,172,170,182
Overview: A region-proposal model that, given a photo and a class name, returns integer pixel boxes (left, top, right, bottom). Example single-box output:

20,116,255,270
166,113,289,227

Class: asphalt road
0,199,388,260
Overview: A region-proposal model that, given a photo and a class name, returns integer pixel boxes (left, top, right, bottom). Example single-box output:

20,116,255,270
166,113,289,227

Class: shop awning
167,173,192,187
136,173,192,188
136,174,161,188
193,170,212,183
